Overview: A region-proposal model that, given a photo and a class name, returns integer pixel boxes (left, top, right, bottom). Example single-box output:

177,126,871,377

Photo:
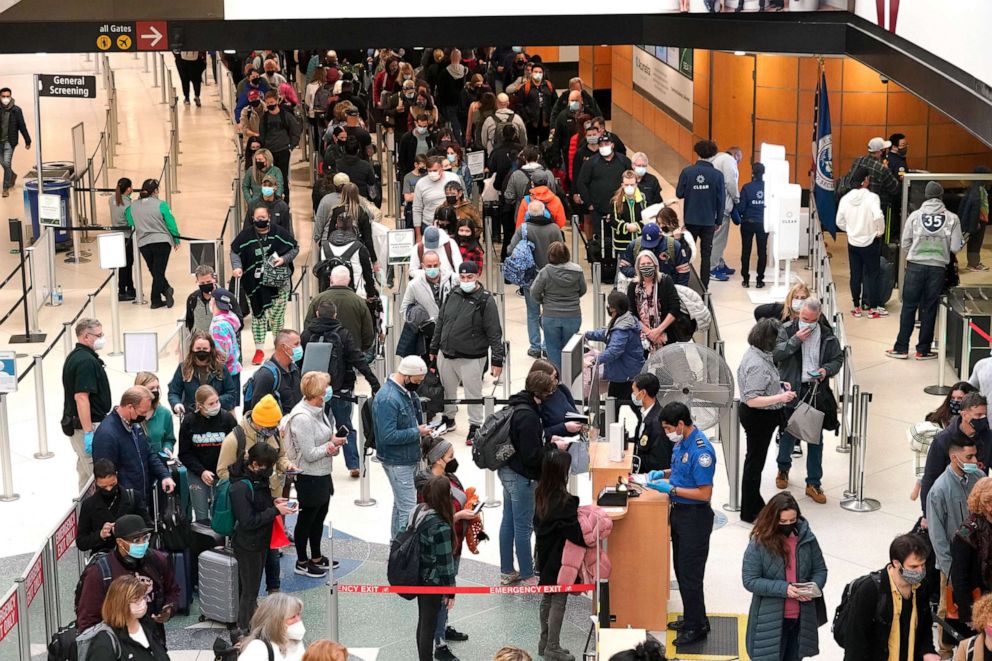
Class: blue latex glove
646,479,673,494
647,470,666,481
84,431,94,456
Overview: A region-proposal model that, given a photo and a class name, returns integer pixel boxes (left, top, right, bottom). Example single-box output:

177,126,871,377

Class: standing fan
643,342,735,431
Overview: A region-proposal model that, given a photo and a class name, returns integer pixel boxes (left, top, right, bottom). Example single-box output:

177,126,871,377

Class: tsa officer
630,373,671,474
645,401,716,648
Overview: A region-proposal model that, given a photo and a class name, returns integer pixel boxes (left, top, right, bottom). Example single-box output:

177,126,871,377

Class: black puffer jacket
430,285,504,366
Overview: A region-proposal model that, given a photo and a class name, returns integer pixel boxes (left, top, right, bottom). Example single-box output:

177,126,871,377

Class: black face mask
445,195,459,206
149,389,160,405
404,377,420,392
193,350,211,362
778,523,796,537
133,414,146,425
457,234,470,245
252,465,274,481
198,282,215,295
98,486,119,502
250,100,261,108
446,459,459,474
254,220,271,230
266,104,278,113
255,161,266,170
972,417,990,433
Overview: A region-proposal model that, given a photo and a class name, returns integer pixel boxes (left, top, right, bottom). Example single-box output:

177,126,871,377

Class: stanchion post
33,355,53,459
483,396,501,508
837,346,852,453
0,394,18,501
722,398,741,512
131,231,146,305
842,392,881,512
159,55,167,104
14,580,28,659
924,298,951,396
354,394,376,507
42,541,57,639
153,53,160,87
501,341,511,401
570,215,580,266
86,292,97,320
605,396,617,430
384,322,395,375
109,268,123,356
844,383,861,499
325,519,339,641
25,248,42,335
62,321,74,356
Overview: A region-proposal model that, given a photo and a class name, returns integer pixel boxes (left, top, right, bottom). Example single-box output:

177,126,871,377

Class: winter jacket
902,198,964,268
958,175,990,235
584,312,644,383
230,472,277,552
304,286,374,351
75,549,178,632
244,197,293,238
920,416,992,514
92,409,171,508
576,153,633,214
736,179,766,225
430,284,504,366
504,391,547,481
709,151,740,217
508,215,565,270
167,364,238,413
742,518,827,661
534,493,584,587
0,102,30,147
676,160,725,227
611,190,648,253
283,400,335,477
531,262,586,318
557,505,612,586
373,377,424,466
125,196,180,249
842,567,936,661
773,317,844,427
216,417,291,497
504,164,558,209
246,358,302,413
178,409,237,479
836,188,884,247
397,131,435,177
514,187,567,229
481,108,528,154
77,486,149,553
242,165,284,204
210,310,243,377
233,79,271,124
927,464,983,573
401,269,457,323
539,384,578,442
300,316,380,392
637,173,663,207
335,154,381,204
549,89,602,128
186,290,243,334
516,79,556,128
951,515,992,625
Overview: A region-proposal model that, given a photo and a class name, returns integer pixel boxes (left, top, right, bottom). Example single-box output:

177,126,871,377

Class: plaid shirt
419,511,457,586
849,155,900,201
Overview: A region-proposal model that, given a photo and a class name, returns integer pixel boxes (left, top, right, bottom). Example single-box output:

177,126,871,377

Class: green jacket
141,405,175,454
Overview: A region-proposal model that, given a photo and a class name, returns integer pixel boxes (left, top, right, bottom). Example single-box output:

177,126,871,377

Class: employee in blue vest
645,401,716,648
735,162,768,289
676,140,725,290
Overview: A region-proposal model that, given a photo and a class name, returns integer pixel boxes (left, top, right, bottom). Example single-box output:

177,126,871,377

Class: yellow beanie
251,394,283,428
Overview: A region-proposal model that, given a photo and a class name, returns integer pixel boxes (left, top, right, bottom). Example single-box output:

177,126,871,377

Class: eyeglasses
126,534,151,544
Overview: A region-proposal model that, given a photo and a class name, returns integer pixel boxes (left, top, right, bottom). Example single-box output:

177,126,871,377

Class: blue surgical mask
447,153,457,163
291,346,304,362
127,541,149,559
634,166,648,177
261,186,274,197
962,460,984,476
569,100,580,112
459,280,476,294
425,267,440,279
323,386,334,403
798,321,818,331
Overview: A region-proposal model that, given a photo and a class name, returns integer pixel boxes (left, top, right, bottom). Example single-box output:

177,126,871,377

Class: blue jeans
329,397,358,470
498,466,536,578
1,143,14,190
542,315,582,373
434,557,461,646
776,399,823,488
383,462,418,539
894,262,944,354
523,287,543,352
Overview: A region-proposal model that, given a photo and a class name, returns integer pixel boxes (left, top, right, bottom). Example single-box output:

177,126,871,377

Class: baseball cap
458,261,479,275
424,226,440,249
641,223,662,249
115,514,152,541
212,287,234,311
248,89,261,101
332,172,350,187
867,137,891,152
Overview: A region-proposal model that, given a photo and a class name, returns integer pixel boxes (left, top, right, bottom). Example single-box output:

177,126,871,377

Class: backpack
242,361,281,411
832,570,885,648
492,111,517,149
675,284,712,332
387,505,433,600
502,223,537,287
314,84,334,116
471,404,526,470
50,553,119,661
360,395,376,453
417,241,454,266
75,624,120,661
211,427,250,536
317,240,362,292
416,369,445,421
73,552,114,612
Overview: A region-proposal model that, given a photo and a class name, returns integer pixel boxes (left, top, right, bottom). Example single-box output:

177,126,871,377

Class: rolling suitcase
190,521,226,589
154,462,192,551
198,548,239,626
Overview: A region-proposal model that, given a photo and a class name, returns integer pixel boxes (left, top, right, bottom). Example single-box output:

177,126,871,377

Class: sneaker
970,263,991,272
444,626,469,642
252,349,265,365
294,561,327,578
466,424,479,446
434,645,459,661
850,307,863,318
741,279,750,288
791,444,803,458
805,484,827,504
440,416,457,433
709,271,730,282
872,307,890,317
311,557,340,570
527,347,542,358
519,576,539,587
183,98,191,106
915,351,938,361
865,309,880,320
719,263,736,275
775,470,789,489
194,97,202,107
886,349,909,359
499,571,520,585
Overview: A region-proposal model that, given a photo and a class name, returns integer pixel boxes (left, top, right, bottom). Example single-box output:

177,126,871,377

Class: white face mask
623,185,636,196
286,620,306,641
667,427,683,443
634,166,647,177
130,600,148,618
790,298,805,312
599,145,613,157
428,170,442,182
632,392,644,407
93,336,106,351
0,98,11,107
203,404,221,417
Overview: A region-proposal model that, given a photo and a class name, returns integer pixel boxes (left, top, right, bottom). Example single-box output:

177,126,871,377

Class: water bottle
52,284,63,306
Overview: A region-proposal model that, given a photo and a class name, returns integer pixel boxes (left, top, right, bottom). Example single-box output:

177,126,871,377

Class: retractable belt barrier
338,584,595,595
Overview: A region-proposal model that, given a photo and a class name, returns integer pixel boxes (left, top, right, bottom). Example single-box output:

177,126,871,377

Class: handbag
785,383,825,444
261,255,291,288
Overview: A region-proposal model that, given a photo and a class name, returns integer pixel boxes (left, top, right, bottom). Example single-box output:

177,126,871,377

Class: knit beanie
250,394,283,428
426,439,452,464
925,181,944,200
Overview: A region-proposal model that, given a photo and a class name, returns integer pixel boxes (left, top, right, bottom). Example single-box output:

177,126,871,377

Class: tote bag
785,383,824,444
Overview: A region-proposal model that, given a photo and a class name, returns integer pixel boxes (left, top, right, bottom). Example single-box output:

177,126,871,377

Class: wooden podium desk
589,442,670,631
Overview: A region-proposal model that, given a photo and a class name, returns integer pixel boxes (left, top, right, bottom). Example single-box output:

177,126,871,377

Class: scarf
887,569,917,661
635,281,662,351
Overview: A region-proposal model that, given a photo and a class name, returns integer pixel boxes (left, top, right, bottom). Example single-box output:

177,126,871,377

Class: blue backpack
503,223,536,287
242,361,281,411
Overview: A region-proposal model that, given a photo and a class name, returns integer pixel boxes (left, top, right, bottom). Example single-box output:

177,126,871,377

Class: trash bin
24,177,72,245
26,161,75,181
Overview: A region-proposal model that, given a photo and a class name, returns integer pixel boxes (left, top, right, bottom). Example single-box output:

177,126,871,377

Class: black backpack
492,111,517,148
49,553,117,661
832,569,885,649
471,404,527,470
387,506,433,600
416,369,445,422
316,241,362,292
313,329,348,391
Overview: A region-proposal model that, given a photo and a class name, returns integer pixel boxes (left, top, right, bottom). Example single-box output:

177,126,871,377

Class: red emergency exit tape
337,584,595,595
969,321,992,344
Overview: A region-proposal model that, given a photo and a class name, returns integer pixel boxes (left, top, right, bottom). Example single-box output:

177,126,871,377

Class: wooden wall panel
710,51,755,161
756,87,799,123
756,54,798,89
527,47,560,63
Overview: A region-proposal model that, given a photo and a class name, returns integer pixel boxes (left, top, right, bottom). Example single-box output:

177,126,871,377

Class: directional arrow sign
135,21,168,51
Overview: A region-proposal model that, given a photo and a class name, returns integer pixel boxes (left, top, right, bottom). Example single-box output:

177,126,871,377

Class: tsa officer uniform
667,427,716,633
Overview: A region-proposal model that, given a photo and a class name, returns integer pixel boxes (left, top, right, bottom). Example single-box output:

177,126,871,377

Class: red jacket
515,186,567,229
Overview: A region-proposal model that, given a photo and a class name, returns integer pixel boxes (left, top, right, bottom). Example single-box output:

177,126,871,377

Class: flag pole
808,57,823,262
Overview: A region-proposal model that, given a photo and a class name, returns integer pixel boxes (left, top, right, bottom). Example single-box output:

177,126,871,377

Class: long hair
101,575,147,629
243,592,303,655
750,492,802,560
114,177,132,207
181,330,225,381
303,640,348,661
535,448,572,521
782,282,811,321
632,249,660,285
252,148,274,184
336,183,362,228
422,474,455,532
927,381,977,427
610,170,638,207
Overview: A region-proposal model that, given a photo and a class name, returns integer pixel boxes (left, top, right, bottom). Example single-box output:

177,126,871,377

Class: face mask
130,601,148,619
624,185,636,196
778,523,796,536
404,91,416,99
638,265,655,278
446,154,457,164
971,416,990,433
198,282,215,295
254,219,270,230
459,280,476,293
286,621,306,641
950,400,962,415
99,486,118,501
634,166,648,177
127,540,149,559
599,146,613,157
532,73,543,82
446,458,459,474
899,146,908,156
414,125,428,135
587,136,600,145
425,267,440,279
898,565,926,586
569,100,580,112
291,346,304,362
204,404,221,417
149,390,160,406
512,47,523,53
0,98,11,107
428,171,442,182
252,465,274,480
255,161,267,170
133,413,147,424
404,377,420,392
457,234,471,244
791,298,805,312
667,430,683,443
261,186,275,197
250,100,261,108
323,386,334,403
798,321,817,332
266,104,278,112
93,336,106,351
445,195,458,206
632,392,644,407
404,75,413,81
960,459,984,475
193,350,211,362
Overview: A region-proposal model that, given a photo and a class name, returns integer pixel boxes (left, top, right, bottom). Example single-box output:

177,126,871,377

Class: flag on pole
813,72,837,238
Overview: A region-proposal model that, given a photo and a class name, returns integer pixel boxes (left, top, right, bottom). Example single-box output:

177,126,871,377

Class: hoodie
515,186,567,229
585,312,644,383
531,262,587,317
836,188,884,247
902,198,964,267
504,391,547,481
210,310,243,376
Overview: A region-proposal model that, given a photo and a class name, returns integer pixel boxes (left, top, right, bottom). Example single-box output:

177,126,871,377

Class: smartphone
807,369,821,377
336,425,350,438
470,500,486,516
284,468,302,475
286,500,299,510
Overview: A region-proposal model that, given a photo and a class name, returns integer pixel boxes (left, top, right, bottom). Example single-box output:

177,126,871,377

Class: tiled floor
0,51,988,659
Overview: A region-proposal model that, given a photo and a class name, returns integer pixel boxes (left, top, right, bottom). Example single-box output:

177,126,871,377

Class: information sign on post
54,509,77,560
123,332,159,373
37,75,97,99
387,229,415,266
0,352,15,393
38,193,63,227
97,232,127,269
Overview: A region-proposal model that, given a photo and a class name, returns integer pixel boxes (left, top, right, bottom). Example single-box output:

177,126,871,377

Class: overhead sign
37,74,96,99
96,23,135,52
136,21,168,50
632,47,694,130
